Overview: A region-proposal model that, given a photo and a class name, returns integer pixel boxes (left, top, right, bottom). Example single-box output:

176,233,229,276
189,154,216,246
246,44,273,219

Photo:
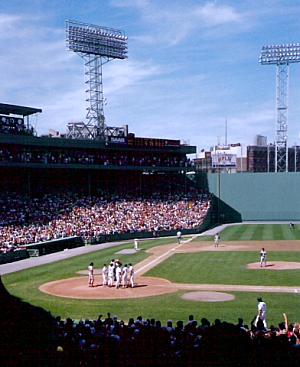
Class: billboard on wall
212,153,237,167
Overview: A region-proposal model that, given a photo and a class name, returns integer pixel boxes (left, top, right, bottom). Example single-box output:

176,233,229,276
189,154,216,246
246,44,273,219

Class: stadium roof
0,103,42,117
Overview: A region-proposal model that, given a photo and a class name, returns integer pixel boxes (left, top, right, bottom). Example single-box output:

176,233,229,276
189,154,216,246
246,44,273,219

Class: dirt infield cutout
39,240,300,301
39,276,179,300
247,261,300,270
181,291,235,302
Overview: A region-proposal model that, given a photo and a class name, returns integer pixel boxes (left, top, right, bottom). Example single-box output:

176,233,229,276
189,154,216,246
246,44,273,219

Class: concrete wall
196,172,300,221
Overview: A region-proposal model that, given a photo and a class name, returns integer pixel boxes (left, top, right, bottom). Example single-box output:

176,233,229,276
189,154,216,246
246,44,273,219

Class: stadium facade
1,103,215,263
0,103,195,196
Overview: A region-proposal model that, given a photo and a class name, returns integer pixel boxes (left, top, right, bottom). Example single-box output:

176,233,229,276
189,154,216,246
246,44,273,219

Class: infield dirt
39,239,300,301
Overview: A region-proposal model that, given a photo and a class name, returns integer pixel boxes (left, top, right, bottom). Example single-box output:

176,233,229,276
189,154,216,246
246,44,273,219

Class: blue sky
1,0,300,153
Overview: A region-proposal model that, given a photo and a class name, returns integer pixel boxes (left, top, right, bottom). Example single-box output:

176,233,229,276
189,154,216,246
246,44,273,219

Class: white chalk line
136,235,197,275
135,236,300,294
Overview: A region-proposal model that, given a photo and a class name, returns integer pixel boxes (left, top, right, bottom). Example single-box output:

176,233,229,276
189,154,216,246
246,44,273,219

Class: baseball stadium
2,16,300,367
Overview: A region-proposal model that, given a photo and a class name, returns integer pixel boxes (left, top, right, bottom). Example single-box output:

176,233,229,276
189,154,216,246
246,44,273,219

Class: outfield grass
3,260,300,325
3,225,300,325
146,251,300,286
221,224,300,241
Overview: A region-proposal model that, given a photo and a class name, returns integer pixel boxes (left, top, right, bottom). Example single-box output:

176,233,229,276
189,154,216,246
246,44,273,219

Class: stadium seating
0,192,211,253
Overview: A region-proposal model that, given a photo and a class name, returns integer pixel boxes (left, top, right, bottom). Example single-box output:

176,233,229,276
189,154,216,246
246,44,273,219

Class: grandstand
0,104,195,193
0,103,212,263
2,106,300,366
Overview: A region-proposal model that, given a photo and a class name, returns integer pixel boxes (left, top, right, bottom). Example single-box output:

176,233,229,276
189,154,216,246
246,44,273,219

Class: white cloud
110,0,150,9
104,59,162,95
112,1,246,46
0,13,20,25
194,3,243,26
0,14,22,38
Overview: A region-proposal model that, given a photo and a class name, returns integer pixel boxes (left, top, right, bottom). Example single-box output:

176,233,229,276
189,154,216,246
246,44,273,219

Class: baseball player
115,263,122,289
255,297,267,328
128,263,135,288
177,231,182,244
122,264,128,288
88,262,94,287
102,264,108,286
260,248,267,267
214,233,220,247
108,263,115,287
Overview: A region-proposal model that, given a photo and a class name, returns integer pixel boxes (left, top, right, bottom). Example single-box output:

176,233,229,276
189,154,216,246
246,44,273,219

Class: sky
1,0,300,154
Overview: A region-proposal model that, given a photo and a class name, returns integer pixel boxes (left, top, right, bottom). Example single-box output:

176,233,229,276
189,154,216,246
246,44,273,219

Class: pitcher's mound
181,291,235,302
247,261,300,270
39,276,178,299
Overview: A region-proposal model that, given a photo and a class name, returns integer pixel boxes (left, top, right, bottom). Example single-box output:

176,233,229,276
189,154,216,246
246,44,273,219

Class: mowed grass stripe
292,226,300,239
221,224,300,241
273,224,283,240
221,225,249,240
237,225,257,240
282,225,300,240
263,225,274,240
280,225,293,240
146,251,300,286
254,225,264,239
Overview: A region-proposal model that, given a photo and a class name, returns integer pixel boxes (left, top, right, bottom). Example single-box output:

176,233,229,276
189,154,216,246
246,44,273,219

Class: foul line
136,235,197,275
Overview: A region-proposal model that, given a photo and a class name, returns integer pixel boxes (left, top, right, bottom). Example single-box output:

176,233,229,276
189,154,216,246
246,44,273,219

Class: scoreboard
127,136,180,148
0,115,25,133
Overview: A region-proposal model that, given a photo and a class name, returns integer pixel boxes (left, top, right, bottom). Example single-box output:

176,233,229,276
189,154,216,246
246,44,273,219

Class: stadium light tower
259,43,300,172
66,20,128,140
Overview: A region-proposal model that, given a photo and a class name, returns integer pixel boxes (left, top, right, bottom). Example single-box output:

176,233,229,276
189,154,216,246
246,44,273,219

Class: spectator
0,191,211,252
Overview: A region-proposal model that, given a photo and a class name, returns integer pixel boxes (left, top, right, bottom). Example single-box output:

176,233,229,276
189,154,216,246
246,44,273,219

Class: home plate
181,291,235,302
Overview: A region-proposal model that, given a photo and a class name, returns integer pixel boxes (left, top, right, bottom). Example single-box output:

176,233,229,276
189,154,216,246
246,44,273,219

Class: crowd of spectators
2,267,300,367
5,310,299,366
0,146,193,168
48,312,300,366
0,191,210,253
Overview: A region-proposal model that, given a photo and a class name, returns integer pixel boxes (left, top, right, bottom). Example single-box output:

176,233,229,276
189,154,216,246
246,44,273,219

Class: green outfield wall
196,172,300,222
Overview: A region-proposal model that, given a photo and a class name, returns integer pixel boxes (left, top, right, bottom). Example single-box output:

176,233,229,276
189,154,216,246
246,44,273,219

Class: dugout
25,236,84,256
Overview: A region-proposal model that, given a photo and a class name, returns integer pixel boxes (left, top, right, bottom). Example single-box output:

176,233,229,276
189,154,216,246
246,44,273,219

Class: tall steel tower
260,43,300,172
66,20,128,140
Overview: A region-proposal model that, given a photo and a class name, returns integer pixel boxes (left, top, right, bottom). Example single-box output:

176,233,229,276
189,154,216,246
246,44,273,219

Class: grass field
2,224,300,325
146,251,300,286
220,224,300,241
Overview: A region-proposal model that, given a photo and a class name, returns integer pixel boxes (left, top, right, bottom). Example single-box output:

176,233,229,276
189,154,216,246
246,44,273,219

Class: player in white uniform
177,231,182,244
122,264,128,288
260,248,267,267
115,264,122,289
255,297,267,328
214,233,220,248
88,262,94,287
128,263,135,288
108,263,115,287
102,264,108,286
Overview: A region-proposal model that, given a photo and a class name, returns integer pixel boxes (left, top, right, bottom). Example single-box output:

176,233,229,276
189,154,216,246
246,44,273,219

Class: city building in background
194,143,247,173
247,145,300,172
195,134,300,174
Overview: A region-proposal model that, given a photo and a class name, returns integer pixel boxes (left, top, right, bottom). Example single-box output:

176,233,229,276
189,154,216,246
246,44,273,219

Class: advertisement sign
212,153,237,167
0,115,25,133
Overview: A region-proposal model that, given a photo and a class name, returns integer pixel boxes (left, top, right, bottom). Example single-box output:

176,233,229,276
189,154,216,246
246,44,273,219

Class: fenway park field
2,224,300,326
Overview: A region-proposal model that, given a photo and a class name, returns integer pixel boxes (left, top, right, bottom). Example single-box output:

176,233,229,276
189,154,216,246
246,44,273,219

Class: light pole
295,144,297,172
260,43,300,172
66,20,128,139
